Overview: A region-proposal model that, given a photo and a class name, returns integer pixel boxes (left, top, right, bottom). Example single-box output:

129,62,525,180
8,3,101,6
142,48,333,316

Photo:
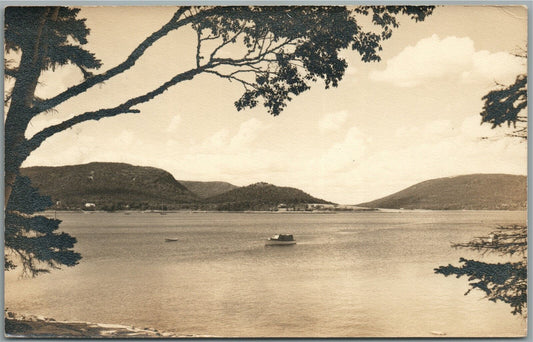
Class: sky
13,5,528,204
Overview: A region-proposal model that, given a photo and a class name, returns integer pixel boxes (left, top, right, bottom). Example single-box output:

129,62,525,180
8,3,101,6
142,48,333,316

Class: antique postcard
4,4,528,338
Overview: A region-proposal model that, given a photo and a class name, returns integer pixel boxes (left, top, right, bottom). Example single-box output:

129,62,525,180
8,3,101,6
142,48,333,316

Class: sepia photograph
3,3,528,338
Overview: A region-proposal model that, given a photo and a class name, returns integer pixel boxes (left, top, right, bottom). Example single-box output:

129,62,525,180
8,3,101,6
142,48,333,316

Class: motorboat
164,238,179,242
265,234,296,246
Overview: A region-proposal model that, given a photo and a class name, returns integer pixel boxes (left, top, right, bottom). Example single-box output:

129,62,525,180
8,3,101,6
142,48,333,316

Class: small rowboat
165,238,179,242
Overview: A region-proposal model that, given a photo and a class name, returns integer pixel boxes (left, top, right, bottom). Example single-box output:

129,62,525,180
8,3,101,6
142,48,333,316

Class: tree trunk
4,7,57,209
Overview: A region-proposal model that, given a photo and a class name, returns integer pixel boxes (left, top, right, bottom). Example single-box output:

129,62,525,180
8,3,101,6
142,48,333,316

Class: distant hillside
358,174,527,210
21,162,198,210
180,180,238,198
20,163,334,211
205,182,332,211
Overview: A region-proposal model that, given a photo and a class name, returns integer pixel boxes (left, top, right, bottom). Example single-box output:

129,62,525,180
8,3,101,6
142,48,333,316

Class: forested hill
204,182,332,210
179,180,238,198
20,163,332,211
358,174,527,210
21,162,198,210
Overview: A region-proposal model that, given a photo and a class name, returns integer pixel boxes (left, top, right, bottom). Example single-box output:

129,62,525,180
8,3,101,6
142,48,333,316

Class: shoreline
4,312,212,338
41,208,527,215
5,312,525,338
42,209,377,214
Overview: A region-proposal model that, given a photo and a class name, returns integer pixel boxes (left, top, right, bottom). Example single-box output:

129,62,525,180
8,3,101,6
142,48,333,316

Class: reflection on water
5,211,527,337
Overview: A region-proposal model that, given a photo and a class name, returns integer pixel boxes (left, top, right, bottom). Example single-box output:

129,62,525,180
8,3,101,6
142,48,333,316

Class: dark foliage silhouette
480,51,527,140
435,225,527,316
5,176,81,275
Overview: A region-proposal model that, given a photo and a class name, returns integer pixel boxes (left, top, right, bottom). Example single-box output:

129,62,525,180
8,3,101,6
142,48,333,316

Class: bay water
4,210,527,337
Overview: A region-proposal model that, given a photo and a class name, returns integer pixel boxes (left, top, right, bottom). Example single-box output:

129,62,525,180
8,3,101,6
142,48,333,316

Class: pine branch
451,225,527,256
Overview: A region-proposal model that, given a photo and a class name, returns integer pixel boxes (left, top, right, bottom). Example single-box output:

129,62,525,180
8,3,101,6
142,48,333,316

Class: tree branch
195,27,202,68
32,6,194,115
207,25,247,61
4,67,18,79
200,33,222,41
243,33,262,59
24,19,292,155
204,69,257,90
211,38,294,68
27,66,207,153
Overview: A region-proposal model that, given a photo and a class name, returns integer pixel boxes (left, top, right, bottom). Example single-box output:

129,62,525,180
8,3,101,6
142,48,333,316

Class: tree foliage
439,49,529,316
480,52,527,140
4,7,90,275
5,176,81,276
4,5,433,274
435,225,527,316
4,7,100,72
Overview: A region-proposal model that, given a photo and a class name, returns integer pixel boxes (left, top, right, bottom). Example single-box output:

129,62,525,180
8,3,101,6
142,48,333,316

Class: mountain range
20,162,329,211
19,163,526,211
358,174,526,210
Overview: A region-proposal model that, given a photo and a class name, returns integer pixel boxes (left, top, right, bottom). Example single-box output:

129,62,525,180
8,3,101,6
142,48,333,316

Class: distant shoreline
40,208,527,214
41,208,378,214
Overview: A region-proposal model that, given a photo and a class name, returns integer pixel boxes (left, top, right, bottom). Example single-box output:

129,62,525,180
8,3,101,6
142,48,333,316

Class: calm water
5,211,527,337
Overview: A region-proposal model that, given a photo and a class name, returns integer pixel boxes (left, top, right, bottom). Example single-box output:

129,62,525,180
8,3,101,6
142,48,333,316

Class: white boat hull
265,240,296,246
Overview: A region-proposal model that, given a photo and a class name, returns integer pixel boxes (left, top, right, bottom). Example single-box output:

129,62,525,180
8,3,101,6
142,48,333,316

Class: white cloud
195,117,267,153
395,119,455,143
275,114,526,204
466,50,525,84
370,35,525,87
340,116,525,202
166,114,182,133
230,117,266,148
170,117,280,180
312,126,369,173
319,110,349,134
23,114,526,205
200,129,230,150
